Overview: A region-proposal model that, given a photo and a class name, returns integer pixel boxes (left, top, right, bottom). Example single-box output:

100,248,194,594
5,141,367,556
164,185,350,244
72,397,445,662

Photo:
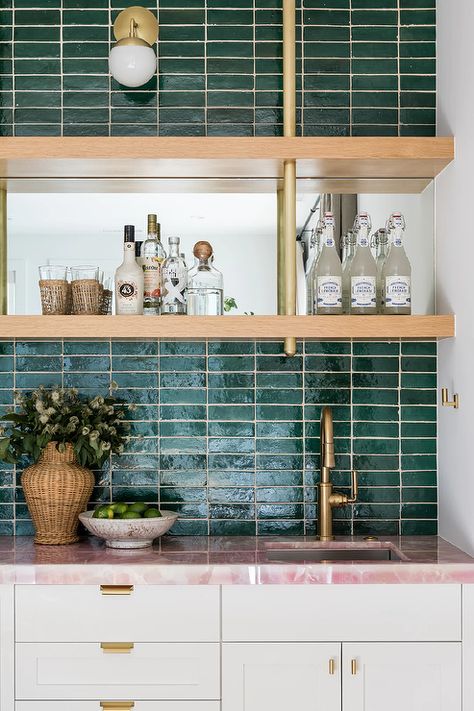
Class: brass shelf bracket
441,387,460,409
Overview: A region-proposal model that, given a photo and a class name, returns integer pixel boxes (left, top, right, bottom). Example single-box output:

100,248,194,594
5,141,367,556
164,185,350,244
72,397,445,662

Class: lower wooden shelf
0,314,455,340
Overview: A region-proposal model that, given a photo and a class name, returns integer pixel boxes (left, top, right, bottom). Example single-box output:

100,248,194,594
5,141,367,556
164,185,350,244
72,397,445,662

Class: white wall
436,0,474,552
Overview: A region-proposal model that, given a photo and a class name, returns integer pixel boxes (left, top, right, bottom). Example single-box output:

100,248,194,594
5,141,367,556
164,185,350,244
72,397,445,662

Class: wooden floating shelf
0,136,454,194
0,315,455,341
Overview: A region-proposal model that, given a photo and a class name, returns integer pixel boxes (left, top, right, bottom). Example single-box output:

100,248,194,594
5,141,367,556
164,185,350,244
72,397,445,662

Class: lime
128,502,148,514
93,505,113,519
110,502,128,515
121,511,141,519
143,508,162,518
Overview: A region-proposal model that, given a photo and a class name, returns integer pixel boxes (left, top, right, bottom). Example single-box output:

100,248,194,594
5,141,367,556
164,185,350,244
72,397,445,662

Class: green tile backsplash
0,0,436,136
0,339,437,537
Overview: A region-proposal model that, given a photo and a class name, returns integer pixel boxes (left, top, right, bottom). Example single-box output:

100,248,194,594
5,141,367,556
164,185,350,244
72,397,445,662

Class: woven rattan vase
22,442,94,545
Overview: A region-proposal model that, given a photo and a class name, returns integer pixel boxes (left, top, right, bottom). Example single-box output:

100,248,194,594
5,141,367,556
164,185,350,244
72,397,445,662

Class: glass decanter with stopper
161,236,187,315
382,212,412,315
140,213,166,316
313,212,342,315
187,240,224,315
349,212,377,315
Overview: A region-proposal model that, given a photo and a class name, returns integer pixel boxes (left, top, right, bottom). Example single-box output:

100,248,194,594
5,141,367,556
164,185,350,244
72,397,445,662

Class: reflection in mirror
7,185,434,316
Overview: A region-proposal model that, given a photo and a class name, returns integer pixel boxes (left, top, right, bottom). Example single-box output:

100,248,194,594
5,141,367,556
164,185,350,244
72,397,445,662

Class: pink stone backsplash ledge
0,536,473,585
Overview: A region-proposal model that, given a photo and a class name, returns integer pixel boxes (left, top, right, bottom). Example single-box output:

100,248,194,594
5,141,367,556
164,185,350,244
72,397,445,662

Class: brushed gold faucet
318,406,358,541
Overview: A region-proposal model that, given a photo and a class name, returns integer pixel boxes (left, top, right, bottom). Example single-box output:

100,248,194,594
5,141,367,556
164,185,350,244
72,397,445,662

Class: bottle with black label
114,225,144,315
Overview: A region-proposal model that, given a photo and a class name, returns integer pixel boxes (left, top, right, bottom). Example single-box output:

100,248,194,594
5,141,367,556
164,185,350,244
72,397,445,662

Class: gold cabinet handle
351,659,357,675
100,704,135,711
329,658,335,675
101,642,134,654
441,387,460,409
100,585,134,596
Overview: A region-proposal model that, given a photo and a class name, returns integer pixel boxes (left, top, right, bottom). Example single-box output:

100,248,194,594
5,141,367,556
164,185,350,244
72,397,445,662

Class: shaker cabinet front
342,643,462,711
222,643,341,711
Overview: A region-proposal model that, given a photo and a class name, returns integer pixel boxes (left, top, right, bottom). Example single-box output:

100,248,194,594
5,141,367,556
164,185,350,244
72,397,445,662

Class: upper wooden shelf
0,315,455,341
0,137,454,194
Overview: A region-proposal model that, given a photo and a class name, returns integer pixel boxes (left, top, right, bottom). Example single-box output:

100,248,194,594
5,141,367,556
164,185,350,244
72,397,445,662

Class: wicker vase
22,442,94,545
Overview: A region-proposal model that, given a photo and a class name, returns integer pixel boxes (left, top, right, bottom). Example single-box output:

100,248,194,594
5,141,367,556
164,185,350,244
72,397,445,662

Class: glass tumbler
38,265,69,315
71,266,100,315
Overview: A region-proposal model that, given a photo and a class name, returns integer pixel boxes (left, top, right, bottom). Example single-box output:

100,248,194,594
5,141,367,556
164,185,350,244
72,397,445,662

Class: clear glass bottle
382,212,412,315
305,223,322,315
342,230,356,314
374,228,390,313
114,225,144,315
141,213,167,316
313,212,342,315
350,212,377,315
161,236,187,315
187,241,224,315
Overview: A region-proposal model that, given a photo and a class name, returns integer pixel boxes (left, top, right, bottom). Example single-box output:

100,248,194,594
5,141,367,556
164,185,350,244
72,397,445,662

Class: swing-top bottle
313,212,342,315
350,212,377,314
382,213,412,315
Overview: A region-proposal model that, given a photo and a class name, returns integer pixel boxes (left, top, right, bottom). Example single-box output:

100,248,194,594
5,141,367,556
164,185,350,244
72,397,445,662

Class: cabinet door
343,642,461,711
222,643,340,711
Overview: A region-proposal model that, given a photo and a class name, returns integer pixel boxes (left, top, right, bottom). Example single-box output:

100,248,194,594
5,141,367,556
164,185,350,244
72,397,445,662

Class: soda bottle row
306,211,412,315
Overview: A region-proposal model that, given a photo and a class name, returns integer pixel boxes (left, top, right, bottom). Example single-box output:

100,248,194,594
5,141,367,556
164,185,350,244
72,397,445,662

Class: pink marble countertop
0,535,473,584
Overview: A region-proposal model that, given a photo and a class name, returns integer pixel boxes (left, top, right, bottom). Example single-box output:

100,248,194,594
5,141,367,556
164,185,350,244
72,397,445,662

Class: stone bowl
78,510,179,549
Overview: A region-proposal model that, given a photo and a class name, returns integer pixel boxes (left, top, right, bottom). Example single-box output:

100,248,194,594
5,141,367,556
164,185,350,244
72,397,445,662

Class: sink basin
264,542,405,563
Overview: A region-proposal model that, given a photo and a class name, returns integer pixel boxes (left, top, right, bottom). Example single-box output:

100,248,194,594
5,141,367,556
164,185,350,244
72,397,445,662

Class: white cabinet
343,643,461,711
222,643,341,711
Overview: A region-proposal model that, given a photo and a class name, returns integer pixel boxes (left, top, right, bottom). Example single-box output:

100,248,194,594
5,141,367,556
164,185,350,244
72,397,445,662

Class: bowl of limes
79,502,178,549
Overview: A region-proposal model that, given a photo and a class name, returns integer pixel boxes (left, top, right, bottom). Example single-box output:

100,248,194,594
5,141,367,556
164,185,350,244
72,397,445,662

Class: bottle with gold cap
187,241,224,315
140,213,166,315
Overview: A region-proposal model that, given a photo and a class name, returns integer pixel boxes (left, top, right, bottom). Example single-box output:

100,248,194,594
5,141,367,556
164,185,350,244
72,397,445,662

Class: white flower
82,426,90,436
90,430,99,441
35,400,45,413
69,416,79,425
100,441,111,451
39,414,49,424
51,391,60,402
46,407,56,416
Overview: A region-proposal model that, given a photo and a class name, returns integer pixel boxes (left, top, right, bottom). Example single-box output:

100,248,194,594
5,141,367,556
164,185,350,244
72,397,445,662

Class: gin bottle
350,212,377,315
374,228,390,313
161,236,187,315
382,213,412,315
341,230,356,314
141,213,167,316
187,241,224,316
313,212,342,315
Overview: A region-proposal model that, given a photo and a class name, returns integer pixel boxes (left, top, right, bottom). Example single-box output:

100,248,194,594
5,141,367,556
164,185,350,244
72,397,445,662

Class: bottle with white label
382,212,412,315
141,213,167,316
161,236,187,315
114,225,144,315
313,212,342,315
341,230,356,314
374,227,390,313
350,212,377,315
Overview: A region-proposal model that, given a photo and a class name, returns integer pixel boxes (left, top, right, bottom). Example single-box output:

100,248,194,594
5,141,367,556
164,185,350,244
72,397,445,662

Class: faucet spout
320,406,335,480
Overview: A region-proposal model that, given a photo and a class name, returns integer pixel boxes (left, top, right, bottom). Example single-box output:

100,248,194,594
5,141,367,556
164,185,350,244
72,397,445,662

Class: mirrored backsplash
0,338,437,537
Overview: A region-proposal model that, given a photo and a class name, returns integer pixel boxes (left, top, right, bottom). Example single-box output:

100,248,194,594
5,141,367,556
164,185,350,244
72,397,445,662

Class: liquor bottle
350,212,377,315
305,222,322,315
114,225,144,315
187,241,224,315
382,213,412,315
313,212,342,315
374,228,390,313
341,230,356,314
161,236,187,315
141,213,167,316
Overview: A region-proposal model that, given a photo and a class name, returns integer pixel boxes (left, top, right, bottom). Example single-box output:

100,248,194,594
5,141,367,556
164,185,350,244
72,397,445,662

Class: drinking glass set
38,266,113,315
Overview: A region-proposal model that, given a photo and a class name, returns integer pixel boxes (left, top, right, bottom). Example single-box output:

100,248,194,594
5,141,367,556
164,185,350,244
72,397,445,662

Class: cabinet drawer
16,704,221,710
16,643,220,701
222,584,461,642
16,585,219,642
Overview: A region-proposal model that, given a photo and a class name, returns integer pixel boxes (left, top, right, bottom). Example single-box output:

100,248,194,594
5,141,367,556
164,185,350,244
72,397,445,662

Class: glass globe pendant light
109,6,158,88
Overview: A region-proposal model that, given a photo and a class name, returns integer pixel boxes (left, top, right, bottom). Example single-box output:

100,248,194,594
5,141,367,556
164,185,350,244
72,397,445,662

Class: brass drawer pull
101,642,134,654
100,585,134,596
328,658,335,675
351,659,357,675
100,703,135,710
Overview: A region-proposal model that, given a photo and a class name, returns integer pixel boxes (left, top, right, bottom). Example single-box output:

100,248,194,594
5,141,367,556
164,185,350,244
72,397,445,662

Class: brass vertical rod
277,187,285,314
282,0,296,356
0,189,6,315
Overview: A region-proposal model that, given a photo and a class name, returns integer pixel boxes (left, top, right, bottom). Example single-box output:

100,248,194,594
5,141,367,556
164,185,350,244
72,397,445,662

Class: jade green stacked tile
0,1,435,136
0,339,437,537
